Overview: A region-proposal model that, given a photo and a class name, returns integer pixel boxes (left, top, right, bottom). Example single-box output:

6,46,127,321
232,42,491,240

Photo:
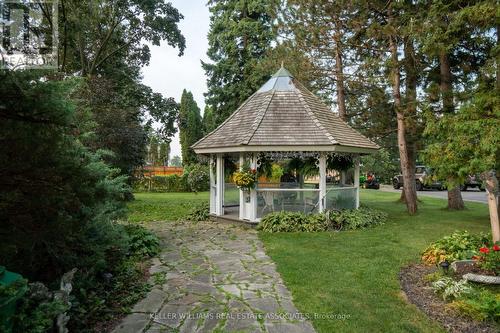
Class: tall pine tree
418,0,495,210
202,0,277,126
179,90,203,165
202,106,217,135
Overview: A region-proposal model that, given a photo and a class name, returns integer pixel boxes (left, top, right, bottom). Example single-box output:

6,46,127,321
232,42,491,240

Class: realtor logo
0,0,58,69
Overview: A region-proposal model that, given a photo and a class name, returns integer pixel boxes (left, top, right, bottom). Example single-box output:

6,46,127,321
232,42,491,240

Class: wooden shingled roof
192,67,379,154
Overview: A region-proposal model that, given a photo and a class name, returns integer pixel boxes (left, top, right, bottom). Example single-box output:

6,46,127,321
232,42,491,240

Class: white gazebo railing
256,186,320,219
324,186,358,210
255,185,358,220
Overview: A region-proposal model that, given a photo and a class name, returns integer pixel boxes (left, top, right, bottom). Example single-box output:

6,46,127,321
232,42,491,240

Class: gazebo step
209,214,259,228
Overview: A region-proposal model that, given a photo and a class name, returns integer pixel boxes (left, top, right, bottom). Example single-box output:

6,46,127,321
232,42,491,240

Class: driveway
380,185,487,204
113,220,315,333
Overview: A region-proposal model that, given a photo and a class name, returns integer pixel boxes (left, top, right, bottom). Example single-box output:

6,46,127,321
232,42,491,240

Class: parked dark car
393,166,445,191
460,174,485,191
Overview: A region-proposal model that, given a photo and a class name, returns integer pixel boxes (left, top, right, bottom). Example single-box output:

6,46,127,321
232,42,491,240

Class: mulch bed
399,264,498,333
453,262,496,277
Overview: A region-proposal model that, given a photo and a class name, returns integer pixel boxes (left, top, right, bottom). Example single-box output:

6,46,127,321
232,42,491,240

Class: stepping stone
247,297,281,314
265,321,316,333
219,284,241,297
111,313,150,333
144,322,168,333
171,294,201,306
154,304,191,328
131,288,167,313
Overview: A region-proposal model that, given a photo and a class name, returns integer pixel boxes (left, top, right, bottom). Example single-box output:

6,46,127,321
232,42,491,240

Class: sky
141,1,210,160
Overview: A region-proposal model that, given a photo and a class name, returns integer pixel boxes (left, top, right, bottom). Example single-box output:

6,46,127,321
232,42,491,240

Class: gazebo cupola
193,66,379,223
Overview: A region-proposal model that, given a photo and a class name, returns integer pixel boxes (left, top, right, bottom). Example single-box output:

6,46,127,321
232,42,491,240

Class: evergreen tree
418,0,496,210
202,0,277,126
202,106,217,135
280,0,355,119
179,90,203,165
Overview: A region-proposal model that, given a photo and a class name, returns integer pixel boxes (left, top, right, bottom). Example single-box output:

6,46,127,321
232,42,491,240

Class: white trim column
239,153,246,220
354,155,360,209
319,154,327,212
249,154,258,222
215,154,224,216
209,155,216,214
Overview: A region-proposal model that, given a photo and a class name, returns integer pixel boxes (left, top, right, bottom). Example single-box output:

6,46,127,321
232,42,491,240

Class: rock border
463,273,500,285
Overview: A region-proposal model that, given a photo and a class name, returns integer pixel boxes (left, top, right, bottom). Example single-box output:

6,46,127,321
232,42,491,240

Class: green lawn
260,190,490,333
127,192,209,222
127,190,491,332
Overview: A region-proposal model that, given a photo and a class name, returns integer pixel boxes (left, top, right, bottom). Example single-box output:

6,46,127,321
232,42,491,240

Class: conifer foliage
179,90,203,165
202,0,277,126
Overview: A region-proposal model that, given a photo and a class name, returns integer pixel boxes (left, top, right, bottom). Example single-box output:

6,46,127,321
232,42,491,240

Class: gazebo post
354,155,360,209
239,153,245,220
318,154,327,213
209,155,216,214
249,153,258,221
215,154,224,216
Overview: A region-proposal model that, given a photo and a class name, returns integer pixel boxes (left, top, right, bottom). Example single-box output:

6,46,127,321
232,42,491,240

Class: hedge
133,164,210,193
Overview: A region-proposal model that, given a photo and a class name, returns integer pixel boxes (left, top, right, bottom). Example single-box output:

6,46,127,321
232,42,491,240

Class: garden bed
399,264,498,333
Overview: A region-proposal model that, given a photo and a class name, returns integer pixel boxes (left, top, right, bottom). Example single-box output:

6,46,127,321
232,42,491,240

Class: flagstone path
112,220,315,333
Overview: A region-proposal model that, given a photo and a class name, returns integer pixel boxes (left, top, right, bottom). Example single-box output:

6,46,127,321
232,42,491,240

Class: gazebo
193,66,379,224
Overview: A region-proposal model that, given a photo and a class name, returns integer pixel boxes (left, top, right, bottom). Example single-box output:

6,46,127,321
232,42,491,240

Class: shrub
133,165,210,193
448,300,488,322
185,202,210,222
69,257,150,331
186,164,210,193
134,174,190,192
421,231,491,265
258,208,387,233
424,271,445,282
13,281,69,333
124,224,160,258
448,289,500,323
258,211,326,232
326,207,387,230
431,277,473,301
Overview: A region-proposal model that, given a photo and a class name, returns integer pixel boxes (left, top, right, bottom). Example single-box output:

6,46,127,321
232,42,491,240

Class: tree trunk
400,37,418,203
439,50,465,210
481,171,500,243
334,29,347,121
447,185,465,210
389,32,417,214
496,24,500,91
439,50,454,114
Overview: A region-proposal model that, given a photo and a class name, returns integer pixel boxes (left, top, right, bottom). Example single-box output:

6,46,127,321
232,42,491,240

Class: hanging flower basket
233,167,257,191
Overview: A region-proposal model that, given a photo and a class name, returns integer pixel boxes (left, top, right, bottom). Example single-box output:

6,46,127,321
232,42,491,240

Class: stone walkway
112,220,315,333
